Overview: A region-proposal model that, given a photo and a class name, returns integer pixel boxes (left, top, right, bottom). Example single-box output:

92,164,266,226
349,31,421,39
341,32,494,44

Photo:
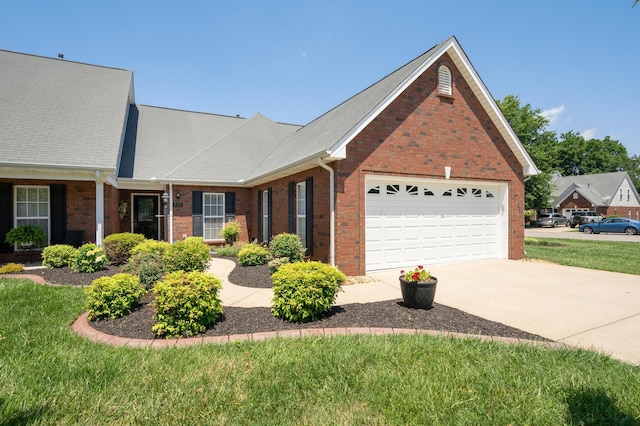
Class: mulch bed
13,257,549,342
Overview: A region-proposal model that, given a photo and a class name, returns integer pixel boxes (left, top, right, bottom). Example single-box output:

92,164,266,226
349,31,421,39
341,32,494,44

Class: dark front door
133,195,159,239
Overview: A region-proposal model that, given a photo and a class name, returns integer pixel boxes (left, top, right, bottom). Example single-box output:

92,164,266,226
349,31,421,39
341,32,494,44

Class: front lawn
1,278,639,424
525,238,640,275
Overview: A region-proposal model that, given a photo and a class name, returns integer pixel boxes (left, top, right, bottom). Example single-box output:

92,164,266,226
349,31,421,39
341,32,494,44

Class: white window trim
203,192,225,241
14,185,50,248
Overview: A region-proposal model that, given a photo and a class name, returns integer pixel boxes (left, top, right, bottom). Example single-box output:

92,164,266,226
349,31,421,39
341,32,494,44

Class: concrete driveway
369,259,640,366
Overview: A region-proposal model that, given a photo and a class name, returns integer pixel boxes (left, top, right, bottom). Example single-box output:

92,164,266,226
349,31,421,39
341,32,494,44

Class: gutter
316,158,335,266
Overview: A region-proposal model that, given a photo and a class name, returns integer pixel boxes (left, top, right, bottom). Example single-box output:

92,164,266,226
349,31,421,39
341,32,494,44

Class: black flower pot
399,276,438,309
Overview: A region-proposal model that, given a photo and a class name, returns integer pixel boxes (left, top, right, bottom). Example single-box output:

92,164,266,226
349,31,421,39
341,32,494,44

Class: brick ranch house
0,36,537,276
550,171,640,219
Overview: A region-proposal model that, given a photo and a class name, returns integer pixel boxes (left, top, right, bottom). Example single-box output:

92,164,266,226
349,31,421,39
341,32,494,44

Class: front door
133,195,159,240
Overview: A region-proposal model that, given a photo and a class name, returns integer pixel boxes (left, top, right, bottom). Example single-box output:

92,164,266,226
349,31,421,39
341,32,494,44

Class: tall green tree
496,95,555,211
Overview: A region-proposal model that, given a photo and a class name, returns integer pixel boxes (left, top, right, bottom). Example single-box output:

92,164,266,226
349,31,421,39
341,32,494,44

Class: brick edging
71,312,565,350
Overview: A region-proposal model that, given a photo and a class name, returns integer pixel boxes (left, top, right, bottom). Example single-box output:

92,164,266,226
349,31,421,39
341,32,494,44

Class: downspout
317,158,335,266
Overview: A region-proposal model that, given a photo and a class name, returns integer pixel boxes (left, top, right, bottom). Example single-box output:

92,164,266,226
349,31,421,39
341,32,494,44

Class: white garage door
365,176,507,271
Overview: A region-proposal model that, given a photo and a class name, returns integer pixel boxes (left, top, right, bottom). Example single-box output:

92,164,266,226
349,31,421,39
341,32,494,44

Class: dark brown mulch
13,257,550,342
16,264,122,286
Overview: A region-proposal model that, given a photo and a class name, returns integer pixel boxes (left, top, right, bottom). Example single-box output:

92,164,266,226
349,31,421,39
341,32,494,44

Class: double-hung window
262,190,270,242
203,193,224,240
15,186,49,248
296,182,306,245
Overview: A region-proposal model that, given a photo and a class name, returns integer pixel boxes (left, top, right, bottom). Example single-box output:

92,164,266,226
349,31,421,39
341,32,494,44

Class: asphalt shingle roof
552,171,629,205
0,50,133,171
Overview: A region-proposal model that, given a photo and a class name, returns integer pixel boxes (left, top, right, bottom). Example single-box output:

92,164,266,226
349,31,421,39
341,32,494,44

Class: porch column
95,171,104,246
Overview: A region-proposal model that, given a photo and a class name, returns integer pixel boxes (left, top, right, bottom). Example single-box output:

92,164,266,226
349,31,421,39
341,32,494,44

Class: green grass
525,238,640,275
1,278,639,424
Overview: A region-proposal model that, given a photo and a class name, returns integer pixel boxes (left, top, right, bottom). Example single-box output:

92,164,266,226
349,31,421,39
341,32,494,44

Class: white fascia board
446,42,539,177
116,177,247,190
326,44,448,160
0,165,115,182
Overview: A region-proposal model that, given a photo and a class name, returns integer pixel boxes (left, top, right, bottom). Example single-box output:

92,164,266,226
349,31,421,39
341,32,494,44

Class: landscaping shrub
130,239,170,257
216,242,245,257
163,237,211,273
218,220,242,245
269,233,306,263
271,261,346,323
123,251,165,289
103,232,146,265
84,273,146,321
152,271,223,338
70,243,108,273
0,262,24,274
237,243,269,267
268,256,290,274
41,244,77,268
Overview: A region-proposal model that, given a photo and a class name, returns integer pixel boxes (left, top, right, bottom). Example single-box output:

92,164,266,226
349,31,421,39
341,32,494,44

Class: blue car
580,218,640,235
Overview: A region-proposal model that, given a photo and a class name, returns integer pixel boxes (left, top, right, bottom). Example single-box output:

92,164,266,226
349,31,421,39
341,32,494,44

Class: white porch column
95,171,105,246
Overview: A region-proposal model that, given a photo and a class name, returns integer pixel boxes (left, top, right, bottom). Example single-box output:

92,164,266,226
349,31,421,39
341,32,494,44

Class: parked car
580,218,640,235
569,211,604,228
537,213,569,228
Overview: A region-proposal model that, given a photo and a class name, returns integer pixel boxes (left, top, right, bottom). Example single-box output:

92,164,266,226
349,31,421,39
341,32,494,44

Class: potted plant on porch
4,224,47,248
399,265,438,309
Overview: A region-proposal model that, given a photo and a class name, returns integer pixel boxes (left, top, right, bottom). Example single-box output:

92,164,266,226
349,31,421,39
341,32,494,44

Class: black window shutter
288,182,295,233
0,183,12,253
267,187,273,241
305,177,313,255
192,191,203,237
225,192,236,222
50,184,67,245
257,190,263,242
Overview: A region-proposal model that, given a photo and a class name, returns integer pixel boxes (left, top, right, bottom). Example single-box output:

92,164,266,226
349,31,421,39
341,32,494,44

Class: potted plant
4,224,47,248
399,265,438,309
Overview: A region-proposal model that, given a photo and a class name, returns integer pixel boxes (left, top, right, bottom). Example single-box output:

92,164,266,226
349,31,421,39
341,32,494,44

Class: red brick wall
333,54,525,275
251,168,331,264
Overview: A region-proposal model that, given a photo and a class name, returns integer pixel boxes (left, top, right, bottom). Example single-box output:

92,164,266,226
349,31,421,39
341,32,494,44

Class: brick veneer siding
333,54,526,276
251,168,331,264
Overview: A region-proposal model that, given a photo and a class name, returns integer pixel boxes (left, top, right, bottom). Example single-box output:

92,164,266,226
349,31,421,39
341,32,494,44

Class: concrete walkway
214,257,640,365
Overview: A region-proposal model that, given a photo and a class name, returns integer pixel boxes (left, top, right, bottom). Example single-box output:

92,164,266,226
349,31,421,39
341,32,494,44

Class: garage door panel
366,178,503,271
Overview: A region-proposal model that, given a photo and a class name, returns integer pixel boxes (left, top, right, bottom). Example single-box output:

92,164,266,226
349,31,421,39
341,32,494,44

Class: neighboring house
0,36,538,275
550,171,640,219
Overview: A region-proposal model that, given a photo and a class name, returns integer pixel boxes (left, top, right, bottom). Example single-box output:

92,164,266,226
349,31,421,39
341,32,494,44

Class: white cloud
580,128,597,140
541,105,566,125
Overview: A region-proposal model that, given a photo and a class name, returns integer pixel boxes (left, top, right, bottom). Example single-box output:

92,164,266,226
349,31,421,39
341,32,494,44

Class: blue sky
3,1,640,155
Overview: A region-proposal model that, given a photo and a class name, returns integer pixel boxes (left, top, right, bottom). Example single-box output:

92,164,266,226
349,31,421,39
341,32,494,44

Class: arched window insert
438,64,452,97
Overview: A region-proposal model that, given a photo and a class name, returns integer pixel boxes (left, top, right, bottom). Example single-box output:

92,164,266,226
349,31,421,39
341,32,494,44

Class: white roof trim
326,37,539,177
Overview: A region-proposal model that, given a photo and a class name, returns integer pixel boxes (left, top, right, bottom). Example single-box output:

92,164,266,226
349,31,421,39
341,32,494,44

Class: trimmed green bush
218,220,242,245
216,242,245,257
41,244,77,268
0,262,24,274
271,261,346,323
130,239,170,257
123,251,165,289
70,243,108,273
268,233,306,263
163,237,211,273
152,271,223,338
84,273,146,321
103,232,146,265
237,243,269,267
